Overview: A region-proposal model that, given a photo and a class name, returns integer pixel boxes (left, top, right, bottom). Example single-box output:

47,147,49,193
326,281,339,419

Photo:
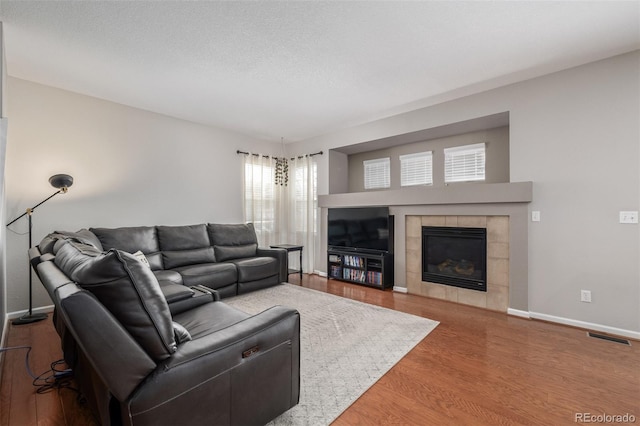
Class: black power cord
0,345,80,395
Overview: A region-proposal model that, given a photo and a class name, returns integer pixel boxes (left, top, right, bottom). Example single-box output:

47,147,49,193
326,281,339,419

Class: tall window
243,156,279,245
364,157,390,189
400,151,433,186
242,153,318,273
291,159,318,235
444,143,486,183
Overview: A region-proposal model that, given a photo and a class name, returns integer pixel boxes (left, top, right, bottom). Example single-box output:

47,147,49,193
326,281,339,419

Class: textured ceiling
1,1,638,142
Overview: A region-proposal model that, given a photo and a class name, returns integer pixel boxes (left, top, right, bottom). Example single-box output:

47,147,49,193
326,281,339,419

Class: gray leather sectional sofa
30,223,300,426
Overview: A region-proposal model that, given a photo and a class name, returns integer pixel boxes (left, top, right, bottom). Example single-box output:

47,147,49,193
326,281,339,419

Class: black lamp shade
49,174,73,189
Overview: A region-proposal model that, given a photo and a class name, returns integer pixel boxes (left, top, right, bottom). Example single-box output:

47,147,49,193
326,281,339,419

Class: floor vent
587,332,631,346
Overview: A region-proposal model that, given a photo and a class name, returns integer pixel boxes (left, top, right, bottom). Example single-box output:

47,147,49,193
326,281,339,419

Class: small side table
270,244,303,280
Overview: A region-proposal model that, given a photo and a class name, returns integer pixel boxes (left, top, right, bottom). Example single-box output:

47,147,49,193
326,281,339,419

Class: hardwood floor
1,274,638,425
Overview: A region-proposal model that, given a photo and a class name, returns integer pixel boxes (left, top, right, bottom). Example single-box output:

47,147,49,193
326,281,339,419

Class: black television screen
328,207,392,253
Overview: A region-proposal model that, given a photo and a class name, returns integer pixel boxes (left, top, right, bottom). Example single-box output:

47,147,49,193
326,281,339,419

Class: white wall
289,51,640,333
5,77,278,313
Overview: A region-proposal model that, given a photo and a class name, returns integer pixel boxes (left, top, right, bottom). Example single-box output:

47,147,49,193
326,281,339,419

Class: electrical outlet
619,211,638,224
580,290,592,303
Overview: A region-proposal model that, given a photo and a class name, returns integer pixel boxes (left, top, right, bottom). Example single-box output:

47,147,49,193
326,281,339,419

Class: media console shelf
327,248,393,289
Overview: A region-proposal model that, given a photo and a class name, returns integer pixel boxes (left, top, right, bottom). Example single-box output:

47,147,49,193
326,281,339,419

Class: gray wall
3,51,638,335
347,126,509,192
289,51,640,334
4,77,279,313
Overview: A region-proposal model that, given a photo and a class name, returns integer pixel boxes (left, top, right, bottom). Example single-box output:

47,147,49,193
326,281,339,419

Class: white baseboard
315,270,327,277
393,286,408,293
509,310,639,341
7,305,54,320
529,311,640,341
507,308,530,319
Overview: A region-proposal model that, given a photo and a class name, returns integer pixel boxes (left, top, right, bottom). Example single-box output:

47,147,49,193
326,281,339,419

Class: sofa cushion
91,226,164,270
157,225,216,268
173,302,249,339
207,223,258,261
157,224,210,250
229,257,280,283
207,222,258,246
54,240,177,362
153,270,183,286
172,262,237,289
214,244,258,262
162,247,216,269
132,250,151,268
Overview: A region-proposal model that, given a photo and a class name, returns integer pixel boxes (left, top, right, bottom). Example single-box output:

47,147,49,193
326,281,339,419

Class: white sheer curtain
242,153,317,274
283,156,317,274
242,154,284,247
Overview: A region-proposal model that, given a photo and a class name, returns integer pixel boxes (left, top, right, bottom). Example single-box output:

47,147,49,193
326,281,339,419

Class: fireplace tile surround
319,181,532,313
406,215,510,312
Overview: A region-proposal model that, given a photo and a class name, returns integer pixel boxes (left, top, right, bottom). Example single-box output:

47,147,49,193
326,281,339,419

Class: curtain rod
236,150,323,160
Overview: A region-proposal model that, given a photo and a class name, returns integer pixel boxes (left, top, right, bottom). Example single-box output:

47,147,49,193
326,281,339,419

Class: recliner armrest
166,305,298,368
257,247,288,282
160,283,195,304
128,305,300,420
165,285,216,315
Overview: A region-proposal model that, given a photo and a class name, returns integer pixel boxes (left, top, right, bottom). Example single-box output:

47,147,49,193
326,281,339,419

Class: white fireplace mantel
318,182,532,208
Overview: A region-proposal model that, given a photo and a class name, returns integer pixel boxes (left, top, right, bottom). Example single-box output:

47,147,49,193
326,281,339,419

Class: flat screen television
327,207,393,253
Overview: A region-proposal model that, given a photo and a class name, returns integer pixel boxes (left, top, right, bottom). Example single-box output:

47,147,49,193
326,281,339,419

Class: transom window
444,143,486,183
364,157,390,189
400,151,433,186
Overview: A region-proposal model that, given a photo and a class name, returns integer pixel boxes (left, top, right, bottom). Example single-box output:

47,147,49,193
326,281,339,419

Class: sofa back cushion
91,226,163,270
157,224,216,269
54,240,177,362
207,223,258,262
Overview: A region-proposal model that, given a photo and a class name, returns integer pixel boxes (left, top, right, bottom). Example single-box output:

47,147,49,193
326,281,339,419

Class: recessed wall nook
319,113,533,313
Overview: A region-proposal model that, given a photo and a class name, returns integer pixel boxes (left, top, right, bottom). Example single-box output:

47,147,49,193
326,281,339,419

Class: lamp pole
7,175,73,325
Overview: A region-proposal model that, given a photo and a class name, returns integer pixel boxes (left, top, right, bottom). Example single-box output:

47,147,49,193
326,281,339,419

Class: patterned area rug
225,283,439,425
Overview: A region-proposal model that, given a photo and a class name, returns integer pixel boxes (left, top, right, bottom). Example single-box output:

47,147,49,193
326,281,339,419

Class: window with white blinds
444,143,486,183
363,157,390,189
400,151,433,186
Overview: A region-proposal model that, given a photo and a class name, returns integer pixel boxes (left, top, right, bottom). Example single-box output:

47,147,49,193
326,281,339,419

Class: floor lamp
7,173,74,325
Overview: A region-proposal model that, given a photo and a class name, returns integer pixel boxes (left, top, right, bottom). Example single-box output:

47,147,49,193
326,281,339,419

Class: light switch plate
619,211,639,224
531,211,541,222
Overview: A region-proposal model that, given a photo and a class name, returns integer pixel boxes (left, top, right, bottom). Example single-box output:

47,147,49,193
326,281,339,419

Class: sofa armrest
29,246,54,278
257,247,288,282
160,283,195,304
127,305,300,422
166,286,216,315
58,287,157,402
191,284,221,301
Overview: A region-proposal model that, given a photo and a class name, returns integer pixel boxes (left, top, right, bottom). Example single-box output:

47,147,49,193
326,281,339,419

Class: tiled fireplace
406,215,510,312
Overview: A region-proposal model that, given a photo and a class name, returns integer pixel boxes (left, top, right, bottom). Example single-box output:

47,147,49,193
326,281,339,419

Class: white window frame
444,143,486,183
363,157,390,190
400,151,433,187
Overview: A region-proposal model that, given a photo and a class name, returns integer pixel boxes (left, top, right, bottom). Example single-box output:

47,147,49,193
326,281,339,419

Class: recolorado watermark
575,413,636,423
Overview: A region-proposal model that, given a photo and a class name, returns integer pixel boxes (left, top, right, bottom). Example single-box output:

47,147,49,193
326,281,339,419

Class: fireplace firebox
422,226,487,292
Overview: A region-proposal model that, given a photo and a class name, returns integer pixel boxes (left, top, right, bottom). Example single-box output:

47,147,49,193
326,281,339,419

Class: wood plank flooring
1,274,638,425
